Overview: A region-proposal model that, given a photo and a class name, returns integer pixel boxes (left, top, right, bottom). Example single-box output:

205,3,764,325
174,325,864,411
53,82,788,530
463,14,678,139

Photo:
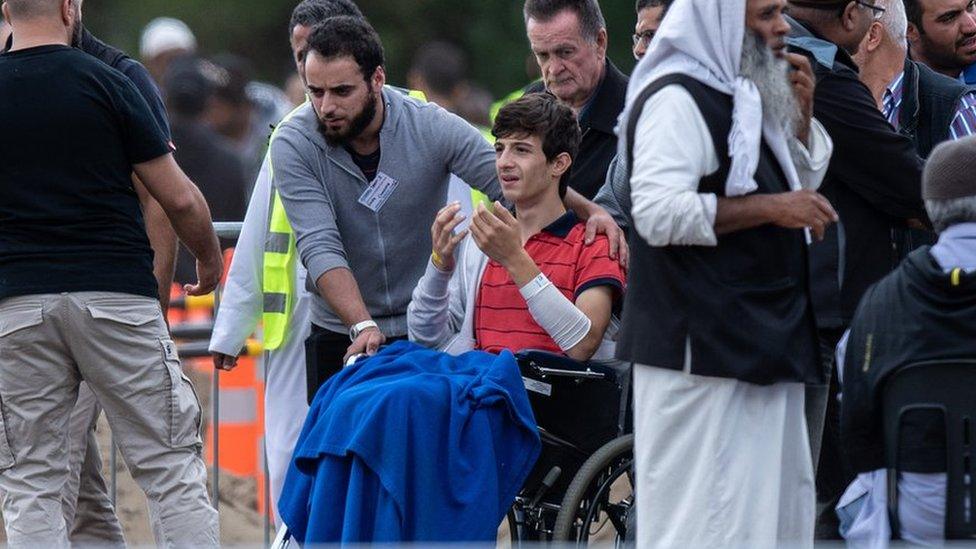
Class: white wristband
519,272,551,301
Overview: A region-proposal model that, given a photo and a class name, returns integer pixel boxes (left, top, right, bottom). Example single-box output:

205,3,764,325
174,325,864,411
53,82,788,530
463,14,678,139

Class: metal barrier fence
108,222,276,545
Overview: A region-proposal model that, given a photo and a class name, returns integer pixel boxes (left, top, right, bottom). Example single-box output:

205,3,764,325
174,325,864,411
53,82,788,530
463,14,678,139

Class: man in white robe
615,0,836,546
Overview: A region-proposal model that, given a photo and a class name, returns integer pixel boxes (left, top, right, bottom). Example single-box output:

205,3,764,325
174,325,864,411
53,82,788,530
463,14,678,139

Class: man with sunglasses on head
786,0,929,538
855,0,976,155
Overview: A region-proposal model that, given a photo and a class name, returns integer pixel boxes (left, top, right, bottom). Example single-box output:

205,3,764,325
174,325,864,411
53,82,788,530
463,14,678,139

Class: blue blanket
277,341,540,544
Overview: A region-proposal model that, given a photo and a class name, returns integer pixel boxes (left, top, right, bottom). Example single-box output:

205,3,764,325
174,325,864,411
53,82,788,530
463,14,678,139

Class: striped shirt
473,212,625,355
882,70,976,139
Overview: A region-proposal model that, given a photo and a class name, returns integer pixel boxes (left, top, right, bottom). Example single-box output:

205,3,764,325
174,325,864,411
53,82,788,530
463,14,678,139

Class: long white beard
739,31,800,138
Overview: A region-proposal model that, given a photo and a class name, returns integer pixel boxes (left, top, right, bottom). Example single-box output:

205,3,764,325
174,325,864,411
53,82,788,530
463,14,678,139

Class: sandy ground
99,413,272,545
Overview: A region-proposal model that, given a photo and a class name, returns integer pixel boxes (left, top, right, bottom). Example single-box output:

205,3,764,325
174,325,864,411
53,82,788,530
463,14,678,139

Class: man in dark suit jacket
523,0,628,201
786,0,928,537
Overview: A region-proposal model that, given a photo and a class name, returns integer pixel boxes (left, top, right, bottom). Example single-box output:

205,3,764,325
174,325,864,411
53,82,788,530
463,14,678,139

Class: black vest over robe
616,74,821,385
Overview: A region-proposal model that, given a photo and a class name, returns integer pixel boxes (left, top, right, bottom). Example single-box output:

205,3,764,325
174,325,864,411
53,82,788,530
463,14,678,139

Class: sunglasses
854,0,886,20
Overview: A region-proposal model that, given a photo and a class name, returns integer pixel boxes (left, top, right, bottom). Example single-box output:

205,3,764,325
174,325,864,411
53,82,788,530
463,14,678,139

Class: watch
349,320,378,342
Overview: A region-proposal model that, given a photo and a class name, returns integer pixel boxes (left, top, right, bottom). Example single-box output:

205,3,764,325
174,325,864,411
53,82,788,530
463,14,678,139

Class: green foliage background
82,0,638,97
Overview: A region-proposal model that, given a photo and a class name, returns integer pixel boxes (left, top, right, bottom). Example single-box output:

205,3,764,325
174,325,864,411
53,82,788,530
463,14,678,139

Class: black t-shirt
4,29,172,146
79,29,174,149
346,145,381,182
0,45,171,300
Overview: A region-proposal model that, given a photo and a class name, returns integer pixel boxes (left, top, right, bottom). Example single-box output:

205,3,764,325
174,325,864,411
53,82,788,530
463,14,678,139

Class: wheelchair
272,348,634,549
505,350,634,545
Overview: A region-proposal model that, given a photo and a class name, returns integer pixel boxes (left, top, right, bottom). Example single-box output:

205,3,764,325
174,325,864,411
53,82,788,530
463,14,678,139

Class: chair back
883,359,976,539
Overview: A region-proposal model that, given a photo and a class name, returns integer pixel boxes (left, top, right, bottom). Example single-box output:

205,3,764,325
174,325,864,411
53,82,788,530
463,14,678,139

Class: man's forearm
145,197,177,309
133,156,221,265
503,251,543,288
134,176,177,309
315,267,372,329
167,183,221,264
714,195,775,235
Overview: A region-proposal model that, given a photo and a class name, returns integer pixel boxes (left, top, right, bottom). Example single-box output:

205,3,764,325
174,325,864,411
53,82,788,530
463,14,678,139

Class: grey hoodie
271,87,502,336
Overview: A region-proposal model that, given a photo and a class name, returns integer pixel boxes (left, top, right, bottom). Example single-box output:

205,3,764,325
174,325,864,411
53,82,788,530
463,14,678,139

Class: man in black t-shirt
0,0,222,545
5,15,186,544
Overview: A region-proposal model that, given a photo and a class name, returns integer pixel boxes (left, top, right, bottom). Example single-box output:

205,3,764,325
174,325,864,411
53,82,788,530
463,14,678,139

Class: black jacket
899,58,976,158
840,248,976,473
788,17,927,328
895,59,975,252
527,59,628,200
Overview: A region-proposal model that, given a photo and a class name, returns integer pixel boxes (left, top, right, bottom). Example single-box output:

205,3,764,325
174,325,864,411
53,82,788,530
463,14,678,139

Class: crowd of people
1,0,976,546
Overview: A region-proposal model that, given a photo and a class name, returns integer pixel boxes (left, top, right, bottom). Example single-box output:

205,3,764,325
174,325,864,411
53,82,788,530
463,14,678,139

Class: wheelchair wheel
551,434,634,545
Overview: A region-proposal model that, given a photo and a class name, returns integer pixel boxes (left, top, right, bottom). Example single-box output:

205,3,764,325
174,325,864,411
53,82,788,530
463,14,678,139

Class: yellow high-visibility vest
261,103,305,350
489,84,533,123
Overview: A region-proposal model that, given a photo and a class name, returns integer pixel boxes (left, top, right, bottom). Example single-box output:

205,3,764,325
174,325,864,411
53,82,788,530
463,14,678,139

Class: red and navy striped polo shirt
474,211,626,355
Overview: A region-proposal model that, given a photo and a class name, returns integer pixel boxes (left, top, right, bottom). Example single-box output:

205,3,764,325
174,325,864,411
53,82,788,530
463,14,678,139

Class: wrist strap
349,319,378,342
431,250,453,272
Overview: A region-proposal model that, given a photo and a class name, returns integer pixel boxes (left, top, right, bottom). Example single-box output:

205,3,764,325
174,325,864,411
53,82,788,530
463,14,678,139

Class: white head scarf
618,0,801,197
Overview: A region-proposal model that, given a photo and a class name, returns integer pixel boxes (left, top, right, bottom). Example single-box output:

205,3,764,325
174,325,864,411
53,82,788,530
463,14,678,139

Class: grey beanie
923,135,976,200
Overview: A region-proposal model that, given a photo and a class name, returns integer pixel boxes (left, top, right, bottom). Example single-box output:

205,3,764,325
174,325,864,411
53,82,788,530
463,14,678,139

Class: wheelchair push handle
528,466,562,508
528,364,607,380
517,349,608,381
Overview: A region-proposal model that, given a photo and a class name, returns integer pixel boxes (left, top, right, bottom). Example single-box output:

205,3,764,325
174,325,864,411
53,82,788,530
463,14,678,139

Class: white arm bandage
519,273,592,352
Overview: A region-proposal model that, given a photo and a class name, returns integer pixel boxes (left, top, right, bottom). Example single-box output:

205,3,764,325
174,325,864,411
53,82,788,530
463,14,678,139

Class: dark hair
902,0,924,33
209,53,252,106
787,0,861,22
163,57,214,118
410,41,466,96
635,0,673,14
305,16,384,82
289,0,363,36
523,0,606,42
492,93,581,198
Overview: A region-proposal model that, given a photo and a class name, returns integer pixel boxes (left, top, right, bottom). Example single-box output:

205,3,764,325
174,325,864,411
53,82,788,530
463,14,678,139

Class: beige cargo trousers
0,292,218,547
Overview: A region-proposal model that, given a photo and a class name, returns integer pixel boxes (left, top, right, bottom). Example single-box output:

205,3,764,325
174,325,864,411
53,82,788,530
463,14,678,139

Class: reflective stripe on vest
472,125,496,209
262,188,295,350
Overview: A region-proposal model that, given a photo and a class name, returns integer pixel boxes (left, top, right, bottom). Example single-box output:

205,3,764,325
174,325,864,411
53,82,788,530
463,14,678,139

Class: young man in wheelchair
407,92,625,360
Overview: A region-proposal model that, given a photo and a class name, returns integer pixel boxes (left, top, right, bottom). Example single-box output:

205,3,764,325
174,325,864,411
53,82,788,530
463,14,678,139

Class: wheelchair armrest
515,349,607,380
